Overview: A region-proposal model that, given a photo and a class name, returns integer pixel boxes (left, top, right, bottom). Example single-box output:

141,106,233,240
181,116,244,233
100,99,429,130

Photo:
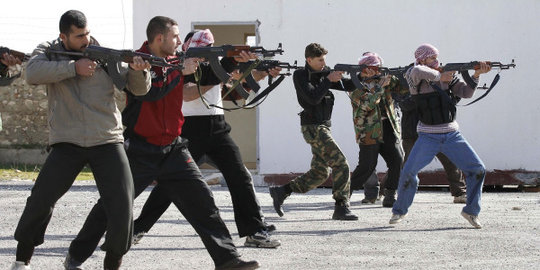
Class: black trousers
350,120,404,196
402,137,466,196
68,136,238,266
134,115,265,237
14,143,134,260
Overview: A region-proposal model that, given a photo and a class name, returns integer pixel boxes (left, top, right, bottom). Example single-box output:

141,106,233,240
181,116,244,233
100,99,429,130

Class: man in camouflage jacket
349,52,408,207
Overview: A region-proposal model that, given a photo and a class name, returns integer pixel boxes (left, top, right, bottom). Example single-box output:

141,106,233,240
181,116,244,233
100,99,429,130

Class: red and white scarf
182,29,214,51
358,52,384,66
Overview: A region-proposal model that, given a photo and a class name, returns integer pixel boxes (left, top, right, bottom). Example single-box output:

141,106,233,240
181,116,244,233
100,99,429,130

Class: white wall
132,0,538,174
0,0,133,52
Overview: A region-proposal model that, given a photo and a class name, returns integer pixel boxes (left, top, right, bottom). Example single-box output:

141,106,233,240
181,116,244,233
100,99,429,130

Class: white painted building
132,0,539,177
1,1,538,183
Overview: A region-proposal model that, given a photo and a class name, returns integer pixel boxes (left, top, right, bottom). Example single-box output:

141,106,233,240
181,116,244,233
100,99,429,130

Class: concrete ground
0,180,538,270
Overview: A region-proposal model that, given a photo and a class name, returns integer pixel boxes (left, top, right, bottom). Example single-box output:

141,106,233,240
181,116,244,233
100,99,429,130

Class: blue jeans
393,131,485,216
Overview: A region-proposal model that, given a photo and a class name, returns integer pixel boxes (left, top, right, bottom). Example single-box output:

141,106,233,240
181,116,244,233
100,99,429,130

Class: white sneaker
461,211,482,229
10,261,30,270
244,231,281,248
453,194,467,204
389,213,407,224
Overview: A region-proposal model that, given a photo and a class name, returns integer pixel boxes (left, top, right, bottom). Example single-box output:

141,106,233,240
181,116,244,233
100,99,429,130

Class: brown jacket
25,38,151,147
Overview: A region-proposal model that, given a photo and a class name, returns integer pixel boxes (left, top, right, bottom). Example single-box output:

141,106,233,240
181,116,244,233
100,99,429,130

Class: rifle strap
206,74,286,111
429,82,456,106
220,59,261,102
193,63,215,110
244,74,286,106
0,73,20,86
461,73,500,106
460,70,478,89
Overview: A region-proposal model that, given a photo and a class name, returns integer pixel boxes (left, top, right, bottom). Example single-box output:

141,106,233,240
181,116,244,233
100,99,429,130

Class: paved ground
0,180,538,269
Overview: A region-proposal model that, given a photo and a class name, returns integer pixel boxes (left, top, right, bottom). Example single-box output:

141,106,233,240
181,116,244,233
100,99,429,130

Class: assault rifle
332,64,413,89
47,45,183,89
217,59,299,110
438,59,516,73
174,43,284,99
437,59,516,105
0,46,31,86
237,60,300,91
47,45,182,70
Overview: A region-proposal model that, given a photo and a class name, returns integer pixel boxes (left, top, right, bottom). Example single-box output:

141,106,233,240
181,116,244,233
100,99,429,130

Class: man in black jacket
270,43,358,220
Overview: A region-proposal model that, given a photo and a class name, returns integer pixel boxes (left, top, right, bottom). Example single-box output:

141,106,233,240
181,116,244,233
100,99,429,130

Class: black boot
382,189,396,208
64,253,83,270
215,257,260,270
103,253,122,270
269,186,290,217
332,201,358,220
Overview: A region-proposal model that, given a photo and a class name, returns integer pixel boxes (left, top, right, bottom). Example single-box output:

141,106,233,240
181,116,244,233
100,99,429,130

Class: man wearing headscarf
390,43,491,228
349,52,409,207
131,29,281,249
398,44,468,204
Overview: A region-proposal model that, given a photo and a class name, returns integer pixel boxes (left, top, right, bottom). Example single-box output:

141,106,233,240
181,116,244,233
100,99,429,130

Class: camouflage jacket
350,76,408,145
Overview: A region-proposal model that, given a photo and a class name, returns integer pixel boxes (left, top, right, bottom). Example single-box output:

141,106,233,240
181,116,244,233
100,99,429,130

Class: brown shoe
215,258,260,270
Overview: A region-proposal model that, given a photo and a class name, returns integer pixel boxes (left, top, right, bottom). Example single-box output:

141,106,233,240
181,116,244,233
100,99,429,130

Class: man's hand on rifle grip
327,71,344,82
378,75,391,88
75,58,97,77
182,57,202,75
440,71,455,83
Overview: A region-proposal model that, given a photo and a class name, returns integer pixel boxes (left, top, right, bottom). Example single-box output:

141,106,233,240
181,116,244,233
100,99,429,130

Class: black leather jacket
293,63,355,126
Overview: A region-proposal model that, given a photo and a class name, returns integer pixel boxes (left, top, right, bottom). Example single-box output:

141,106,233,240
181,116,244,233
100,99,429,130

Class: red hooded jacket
122,41,185,146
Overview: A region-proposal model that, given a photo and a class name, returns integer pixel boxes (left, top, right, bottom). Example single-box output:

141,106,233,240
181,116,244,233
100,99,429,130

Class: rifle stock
0,46,31,62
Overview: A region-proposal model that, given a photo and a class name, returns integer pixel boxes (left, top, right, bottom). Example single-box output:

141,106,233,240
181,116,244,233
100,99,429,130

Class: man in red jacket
65,16,260,270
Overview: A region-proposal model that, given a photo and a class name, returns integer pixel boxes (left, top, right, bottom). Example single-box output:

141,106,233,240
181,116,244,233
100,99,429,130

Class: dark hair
146,16,178,43
59,10,87,35
184,30,198,43
305,43,328,59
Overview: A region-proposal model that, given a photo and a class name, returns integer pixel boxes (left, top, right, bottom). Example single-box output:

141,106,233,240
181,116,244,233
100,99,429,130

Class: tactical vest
413,80,459,125
299,67,335,126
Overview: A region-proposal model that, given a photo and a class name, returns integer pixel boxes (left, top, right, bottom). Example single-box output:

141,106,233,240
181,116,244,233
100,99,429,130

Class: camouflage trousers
289,124,351,203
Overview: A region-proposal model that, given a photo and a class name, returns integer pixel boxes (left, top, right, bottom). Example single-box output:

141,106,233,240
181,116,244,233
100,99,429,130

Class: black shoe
269,186,289,217
64,253,83,270
382,189,396,208
99,241,107,251
332,201,358,220
215,257,260,270
103,253,122,270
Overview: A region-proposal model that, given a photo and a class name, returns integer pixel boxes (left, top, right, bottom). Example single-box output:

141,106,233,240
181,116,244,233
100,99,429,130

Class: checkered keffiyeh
414,43,439,63
358,52,383,66
181,29,214,51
